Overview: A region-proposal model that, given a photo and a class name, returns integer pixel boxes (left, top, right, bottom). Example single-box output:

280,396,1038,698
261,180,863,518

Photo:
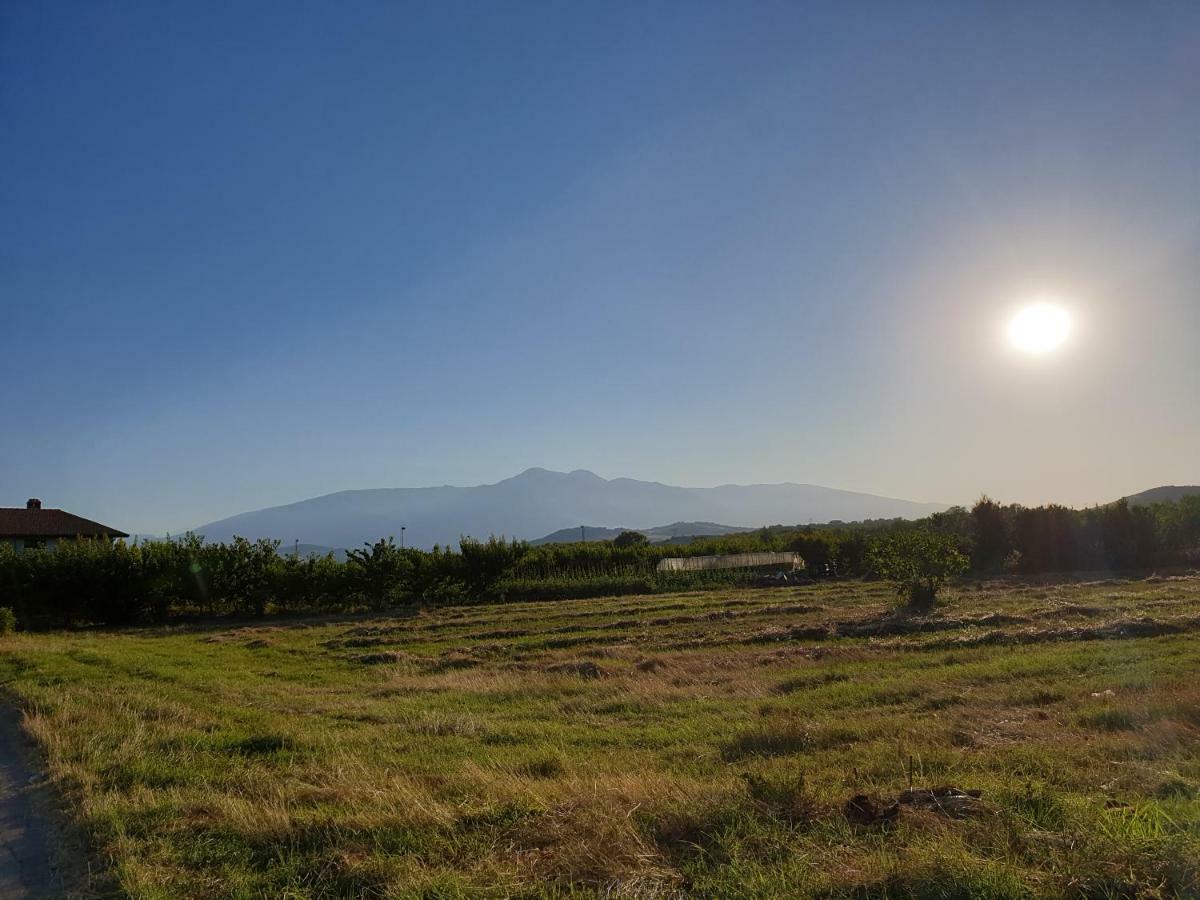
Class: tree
1096,499,1158,570
345,537,411,608
867,530,968,608
458,536,528,597
612,530,648,548
1012,505,1085,573
970,496,1010,573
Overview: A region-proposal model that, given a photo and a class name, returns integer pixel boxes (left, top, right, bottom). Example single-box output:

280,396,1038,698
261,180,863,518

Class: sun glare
1008,301,1071,355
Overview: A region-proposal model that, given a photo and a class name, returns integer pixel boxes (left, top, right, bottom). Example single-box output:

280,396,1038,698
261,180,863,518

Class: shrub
612,530,648,547
868,530,968,608
0,607,15,635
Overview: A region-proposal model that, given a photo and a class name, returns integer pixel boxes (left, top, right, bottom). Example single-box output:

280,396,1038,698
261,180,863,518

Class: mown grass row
1,577,1198,897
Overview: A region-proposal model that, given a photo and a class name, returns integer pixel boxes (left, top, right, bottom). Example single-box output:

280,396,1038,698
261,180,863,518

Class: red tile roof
0,508,128,539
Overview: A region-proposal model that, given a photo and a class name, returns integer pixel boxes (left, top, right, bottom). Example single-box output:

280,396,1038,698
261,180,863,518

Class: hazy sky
3,1,1198,534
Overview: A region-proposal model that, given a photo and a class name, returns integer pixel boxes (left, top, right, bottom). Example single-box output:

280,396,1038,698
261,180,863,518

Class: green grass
2,576,1200,897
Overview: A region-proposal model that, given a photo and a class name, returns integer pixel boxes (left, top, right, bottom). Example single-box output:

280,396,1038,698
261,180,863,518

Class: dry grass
2,576,1200,897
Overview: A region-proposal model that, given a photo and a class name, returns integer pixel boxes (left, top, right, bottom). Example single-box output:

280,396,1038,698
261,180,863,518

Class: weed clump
1078,707,1139,731
1152,778,1196,800
744,771,814,827
1007,686,1065,707
999,782,1067,830
721,723,812,761
515,752,566,778
227,734,295,756
355,651,412,666
546,660,607,679
773,671,848,694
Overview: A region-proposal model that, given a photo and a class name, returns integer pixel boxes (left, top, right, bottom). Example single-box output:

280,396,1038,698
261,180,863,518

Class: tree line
0,495,1196,627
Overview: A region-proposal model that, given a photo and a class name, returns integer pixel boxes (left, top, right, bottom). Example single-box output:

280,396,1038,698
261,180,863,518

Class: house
0,499,129,551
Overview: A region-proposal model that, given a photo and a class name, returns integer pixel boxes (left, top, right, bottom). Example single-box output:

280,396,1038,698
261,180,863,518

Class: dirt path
0,707,69,897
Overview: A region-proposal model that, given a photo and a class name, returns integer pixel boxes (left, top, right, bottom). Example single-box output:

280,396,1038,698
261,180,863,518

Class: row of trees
1,496,1197,627
0,535,525,628
927,495,1200,574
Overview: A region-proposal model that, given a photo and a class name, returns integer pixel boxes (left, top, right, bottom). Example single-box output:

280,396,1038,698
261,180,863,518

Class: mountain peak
567,469,604,480
512,467,604,482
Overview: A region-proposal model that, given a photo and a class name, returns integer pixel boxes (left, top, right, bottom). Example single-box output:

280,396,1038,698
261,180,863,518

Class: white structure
656,551,804,573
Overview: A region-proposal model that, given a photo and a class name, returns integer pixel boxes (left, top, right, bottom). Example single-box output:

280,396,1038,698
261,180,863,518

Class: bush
0,607,16,636
612,530,648,547
868,530,968,608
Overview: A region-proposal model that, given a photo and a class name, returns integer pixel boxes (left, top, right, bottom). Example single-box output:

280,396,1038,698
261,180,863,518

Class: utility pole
294,539,299,558
400,526,406,549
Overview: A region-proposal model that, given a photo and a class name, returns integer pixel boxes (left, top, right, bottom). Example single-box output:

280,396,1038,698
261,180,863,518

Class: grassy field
2,577,1199,898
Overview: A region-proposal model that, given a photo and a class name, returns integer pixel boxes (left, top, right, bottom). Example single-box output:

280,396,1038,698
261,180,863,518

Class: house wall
5,538,60,552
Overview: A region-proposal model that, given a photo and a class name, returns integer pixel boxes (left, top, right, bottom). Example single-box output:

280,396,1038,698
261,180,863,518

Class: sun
1007,301,1071,355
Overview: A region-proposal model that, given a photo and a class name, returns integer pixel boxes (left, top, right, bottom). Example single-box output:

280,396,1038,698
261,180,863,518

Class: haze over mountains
531,522,753,546
190,468,948,550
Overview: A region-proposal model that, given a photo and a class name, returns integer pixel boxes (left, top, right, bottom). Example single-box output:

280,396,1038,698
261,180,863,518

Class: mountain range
189,468,949,550
531,521,753,546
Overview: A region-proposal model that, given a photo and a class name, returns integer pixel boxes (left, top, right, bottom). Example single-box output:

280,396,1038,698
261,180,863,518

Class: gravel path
0,708,64,897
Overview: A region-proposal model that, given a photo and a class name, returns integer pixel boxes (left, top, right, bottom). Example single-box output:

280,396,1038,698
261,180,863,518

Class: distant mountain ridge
1123,485,1200,506
532,521,753,545
189,468,949,549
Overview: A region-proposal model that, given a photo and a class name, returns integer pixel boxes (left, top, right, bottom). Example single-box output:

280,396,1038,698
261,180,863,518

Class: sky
2,1,1198,534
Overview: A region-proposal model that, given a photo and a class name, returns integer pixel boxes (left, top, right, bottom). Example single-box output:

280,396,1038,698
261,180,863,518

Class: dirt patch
844,786,984,827
898,786,986,818
844,794,898,828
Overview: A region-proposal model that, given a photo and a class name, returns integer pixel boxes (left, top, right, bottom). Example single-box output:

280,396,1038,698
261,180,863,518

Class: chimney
26,498,41,510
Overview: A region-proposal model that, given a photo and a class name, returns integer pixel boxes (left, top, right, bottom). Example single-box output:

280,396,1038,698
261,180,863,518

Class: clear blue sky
3,1,1198,534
